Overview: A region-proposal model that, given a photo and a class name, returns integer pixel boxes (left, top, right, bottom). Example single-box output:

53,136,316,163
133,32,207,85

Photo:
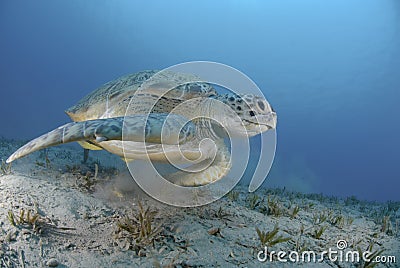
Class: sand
0,137,399,267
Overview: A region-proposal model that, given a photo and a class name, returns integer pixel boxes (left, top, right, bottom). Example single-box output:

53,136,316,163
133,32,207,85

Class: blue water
1,0,399,201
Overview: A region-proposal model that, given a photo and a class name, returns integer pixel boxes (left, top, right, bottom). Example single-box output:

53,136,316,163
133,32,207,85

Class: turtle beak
267,111,277,129
255,111,277,131
241,112,277,137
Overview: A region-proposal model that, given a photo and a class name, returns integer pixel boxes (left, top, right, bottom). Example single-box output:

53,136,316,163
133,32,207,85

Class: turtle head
214,93,277,137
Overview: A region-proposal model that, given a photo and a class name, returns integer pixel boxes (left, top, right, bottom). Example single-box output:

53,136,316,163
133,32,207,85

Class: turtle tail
6,118,124,163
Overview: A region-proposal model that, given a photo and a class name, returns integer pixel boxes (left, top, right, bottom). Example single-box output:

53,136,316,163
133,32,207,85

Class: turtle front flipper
6,114,195,163
166,141,232,187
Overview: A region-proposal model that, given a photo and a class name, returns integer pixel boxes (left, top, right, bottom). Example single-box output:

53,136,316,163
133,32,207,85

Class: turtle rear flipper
6,114,195,163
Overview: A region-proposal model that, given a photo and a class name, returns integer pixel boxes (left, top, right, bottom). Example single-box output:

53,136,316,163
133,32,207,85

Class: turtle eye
249,111,255,117
257,101,265,111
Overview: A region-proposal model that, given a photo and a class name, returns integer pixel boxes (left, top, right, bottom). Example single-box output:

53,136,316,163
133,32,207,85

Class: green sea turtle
6,70,277,186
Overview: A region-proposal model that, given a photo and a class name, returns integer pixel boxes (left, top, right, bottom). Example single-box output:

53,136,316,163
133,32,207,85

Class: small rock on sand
46,258,59,267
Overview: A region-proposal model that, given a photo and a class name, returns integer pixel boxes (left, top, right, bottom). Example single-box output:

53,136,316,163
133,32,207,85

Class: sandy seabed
0,138,399,267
